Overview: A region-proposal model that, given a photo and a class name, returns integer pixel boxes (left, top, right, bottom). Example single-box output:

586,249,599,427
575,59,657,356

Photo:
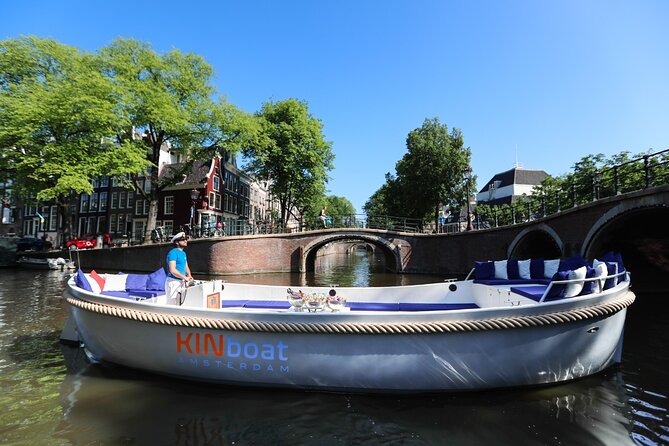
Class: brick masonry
74,186,669,277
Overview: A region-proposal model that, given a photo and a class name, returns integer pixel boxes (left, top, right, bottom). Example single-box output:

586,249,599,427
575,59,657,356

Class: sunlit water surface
0,251,667,445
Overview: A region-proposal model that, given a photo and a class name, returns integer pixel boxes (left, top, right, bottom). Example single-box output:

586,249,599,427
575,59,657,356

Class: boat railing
538,270,630,303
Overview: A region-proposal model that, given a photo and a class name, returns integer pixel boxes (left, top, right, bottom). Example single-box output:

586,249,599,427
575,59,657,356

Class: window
100,192,108,211
213,176,220,191
101,176,109,187
111,192,118,209
163,220,174,237
126,191,133,209
92,178,100,188
119,214,126,234
80,195,89,213
164,196,174,215
209,192,215,209
49,205,57,231
119,192,126,210
215,193,221,210
133,220,146,241
78,218,87,236
97,216,106,233
90,193,99,212
110,214,118,233
135,199,149,215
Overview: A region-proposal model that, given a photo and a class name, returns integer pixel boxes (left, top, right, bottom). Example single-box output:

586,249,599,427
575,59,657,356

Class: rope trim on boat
65,292,635,335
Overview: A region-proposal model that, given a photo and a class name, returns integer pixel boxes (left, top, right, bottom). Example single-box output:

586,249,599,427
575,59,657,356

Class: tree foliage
99,38,255,240
0,36,256,242
244,99,334,226
0,36,138,241
305,194,356,228
364,118,472,226
475,148,669,228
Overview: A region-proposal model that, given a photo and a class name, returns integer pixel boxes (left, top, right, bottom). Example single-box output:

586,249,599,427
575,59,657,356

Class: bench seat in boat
474,279,551,286
101,290,162,300
509,286,549,302
220,300,480,311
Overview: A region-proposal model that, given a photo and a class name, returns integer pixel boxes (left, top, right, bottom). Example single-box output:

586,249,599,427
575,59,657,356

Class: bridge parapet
72,186,669,281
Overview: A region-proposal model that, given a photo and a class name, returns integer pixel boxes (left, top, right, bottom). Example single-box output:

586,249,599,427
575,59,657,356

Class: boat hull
66,286,632,392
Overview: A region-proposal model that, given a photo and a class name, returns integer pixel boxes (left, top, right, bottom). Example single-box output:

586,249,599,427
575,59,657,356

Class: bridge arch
507,223,563,259
301,232,400,272
582,200,669,259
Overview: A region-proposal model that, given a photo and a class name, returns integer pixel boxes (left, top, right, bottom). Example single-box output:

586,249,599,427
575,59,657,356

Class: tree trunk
57,197,72,249
144,195,159,244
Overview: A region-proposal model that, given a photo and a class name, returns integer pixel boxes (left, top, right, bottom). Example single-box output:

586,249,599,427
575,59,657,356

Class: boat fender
329,289,337,297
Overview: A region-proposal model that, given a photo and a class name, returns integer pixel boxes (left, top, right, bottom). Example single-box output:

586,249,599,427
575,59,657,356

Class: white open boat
61,260,634,393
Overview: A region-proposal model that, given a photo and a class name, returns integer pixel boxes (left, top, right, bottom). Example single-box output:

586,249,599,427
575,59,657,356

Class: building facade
476,167,549,206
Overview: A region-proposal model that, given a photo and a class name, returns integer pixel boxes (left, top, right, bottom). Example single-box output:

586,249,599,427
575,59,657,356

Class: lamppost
464,166,474,231
190,189,199,236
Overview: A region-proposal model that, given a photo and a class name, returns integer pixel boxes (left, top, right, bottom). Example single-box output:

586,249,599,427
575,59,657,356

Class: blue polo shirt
166,248,188,279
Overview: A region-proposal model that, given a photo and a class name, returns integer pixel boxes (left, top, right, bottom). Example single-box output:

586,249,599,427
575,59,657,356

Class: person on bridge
165,232,194,305
319,207,328,228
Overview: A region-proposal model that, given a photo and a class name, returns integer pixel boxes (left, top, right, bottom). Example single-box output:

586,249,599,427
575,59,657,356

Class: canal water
0,251,667,445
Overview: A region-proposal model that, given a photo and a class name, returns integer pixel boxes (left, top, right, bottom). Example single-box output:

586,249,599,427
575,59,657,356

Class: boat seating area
220,300,479,311
74,269,166,301
73,269,480,311
473,252,627,302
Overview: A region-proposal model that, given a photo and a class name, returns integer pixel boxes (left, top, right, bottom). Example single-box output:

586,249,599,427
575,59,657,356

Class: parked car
17,236,53,252
66,233,112,250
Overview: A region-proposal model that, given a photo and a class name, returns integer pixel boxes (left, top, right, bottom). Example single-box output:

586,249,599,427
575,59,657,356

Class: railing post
644,155,651,188
592,171,599,201
572,182,577,207
614,166,621,195
555,191,561,212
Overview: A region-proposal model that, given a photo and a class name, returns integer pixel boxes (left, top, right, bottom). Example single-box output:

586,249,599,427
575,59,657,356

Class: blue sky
2,1,668,213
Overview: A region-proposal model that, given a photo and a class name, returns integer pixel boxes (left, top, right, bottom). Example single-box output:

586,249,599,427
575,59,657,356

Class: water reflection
57,344,636,445
0,269,667,444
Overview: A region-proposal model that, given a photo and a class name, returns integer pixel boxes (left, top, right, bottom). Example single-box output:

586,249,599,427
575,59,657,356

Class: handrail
538,270,629,303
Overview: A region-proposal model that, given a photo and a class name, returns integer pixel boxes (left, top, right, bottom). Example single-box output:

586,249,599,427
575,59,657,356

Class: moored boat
18,256,76,270
61,254,634,393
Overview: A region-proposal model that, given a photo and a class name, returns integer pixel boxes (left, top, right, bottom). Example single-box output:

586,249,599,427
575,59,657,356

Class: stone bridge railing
74,185,669,279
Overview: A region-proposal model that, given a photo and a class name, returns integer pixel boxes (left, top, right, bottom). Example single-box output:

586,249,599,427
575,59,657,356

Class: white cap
170,232,187,243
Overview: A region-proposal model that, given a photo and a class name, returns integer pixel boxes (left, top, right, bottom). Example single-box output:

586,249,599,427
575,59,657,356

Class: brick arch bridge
78,185,669,283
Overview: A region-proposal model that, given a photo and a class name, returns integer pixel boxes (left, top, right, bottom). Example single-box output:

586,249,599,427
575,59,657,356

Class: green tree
244,99,334,227
0,36,140,244
99,38,254,241
568,153,605,205
394,118,472,226
363,173,404,217
324,195,356,228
